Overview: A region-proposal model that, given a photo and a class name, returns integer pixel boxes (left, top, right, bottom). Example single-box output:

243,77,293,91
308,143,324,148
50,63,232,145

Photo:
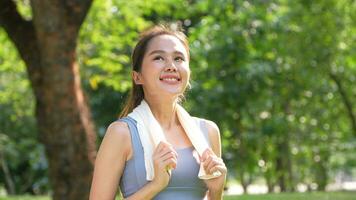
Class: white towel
128,100,221,180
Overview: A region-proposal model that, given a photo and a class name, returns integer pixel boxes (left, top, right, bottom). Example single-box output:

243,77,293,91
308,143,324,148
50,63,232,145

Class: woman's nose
164,60,177,72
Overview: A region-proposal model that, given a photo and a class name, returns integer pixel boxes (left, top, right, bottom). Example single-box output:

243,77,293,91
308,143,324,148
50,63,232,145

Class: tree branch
329,72,356,137
64,0,93,27
0,0,29,43
29,0,93,43
0,0,42,89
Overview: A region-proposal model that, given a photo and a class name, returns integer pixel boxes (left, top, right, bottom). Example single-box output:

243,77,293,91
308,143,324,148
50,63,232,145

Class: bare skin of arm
89,121,178,200
202,120,227,200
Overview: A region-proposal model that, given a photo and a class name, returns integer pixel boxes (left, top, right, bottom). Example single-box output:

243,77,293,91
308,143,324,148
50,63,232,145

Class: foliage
0,29,48,194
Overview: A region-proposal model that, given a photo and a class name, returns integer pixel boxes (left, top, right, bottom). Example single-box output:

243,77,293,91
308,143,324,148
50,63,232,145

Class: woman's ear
132,71,143,85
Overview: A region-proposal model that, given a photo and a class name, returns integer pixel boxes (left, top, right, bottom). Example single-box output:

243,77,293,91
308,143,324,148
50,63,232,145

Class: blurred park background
0,0,356,199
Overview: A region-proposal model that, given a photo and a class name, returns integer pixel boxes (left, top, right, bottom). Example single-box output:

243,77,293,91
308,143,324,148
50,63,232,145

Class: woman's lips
159,74,181,84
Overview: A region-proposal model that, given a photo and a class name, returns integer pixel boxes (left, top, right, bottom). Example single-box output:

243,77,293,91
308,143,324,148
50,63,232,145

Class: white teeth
162,78,178,81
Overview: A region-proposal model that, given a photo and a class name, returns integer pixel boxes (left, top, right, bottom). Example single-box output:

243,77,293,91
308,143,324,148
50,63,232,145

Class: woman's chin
159,88,184,98
159,85,183,94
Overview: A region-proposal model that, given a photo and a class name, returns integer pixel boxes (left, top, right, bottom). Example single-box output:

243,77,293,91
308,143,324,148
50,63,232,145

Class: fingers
161,150,178,169
158,146,178,158
162,155,177,169
203,156,218,173
153,141,178,170
202,148,215,161
202,149,226,175
205,157,225,174
154,141,177,155
209,165,227,175
154,141,170,154
205,156,215,171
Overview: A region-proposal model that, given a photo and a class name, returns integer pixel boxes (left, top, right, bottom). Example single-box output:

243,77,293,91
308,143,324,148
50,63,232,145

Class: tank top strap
117,117,144,162
117,117,149,193
193,117,211,147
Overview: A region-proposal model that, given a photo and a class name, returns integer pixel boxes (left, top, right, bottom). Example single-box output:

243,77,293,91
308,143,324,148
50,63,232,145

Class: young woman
89,25,227,200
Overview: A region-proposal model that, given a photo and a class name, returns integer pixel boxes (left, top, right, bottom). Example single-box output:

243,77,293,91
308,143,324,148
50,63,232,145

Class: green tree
0,1,96,199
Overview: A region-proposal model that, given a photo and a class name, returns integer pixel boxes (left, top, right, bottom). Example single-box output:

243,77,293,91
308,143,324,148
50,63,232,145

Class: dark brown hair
119,24,190,118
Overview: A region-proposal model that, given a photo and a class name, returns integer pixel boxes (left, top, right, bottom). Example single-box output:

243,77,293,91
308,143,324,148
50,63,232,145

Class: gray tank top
118,117,210,200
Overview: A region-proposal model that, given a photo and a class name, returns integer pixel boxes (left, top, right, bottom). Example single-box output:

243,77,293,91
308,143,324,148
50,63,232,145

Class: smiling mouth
159,72,181,82
159,77,181,81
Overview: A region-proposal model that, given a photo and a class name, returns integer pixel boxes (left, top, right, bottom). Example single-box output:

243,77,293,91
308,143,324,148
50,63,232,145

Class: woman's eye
153,56,164,61
175,57,185,62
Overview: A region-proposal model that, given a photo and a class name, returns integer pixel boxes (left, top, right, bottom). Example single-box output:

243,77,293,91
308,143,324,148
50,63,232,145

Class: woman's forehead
146,34,188,55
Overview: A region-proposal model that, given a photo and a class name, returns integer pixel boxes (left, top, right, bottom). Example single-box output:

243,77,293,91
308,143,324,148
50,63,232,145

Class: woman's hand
151,141,178,191
202,148,227,196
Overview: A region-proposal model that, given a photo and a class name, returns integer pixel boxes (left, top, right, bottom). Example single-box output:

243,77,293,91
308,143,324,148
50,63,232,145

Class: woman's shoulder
192,117,220,135
193,117,221,156
99,120,132,159
105,120,131,140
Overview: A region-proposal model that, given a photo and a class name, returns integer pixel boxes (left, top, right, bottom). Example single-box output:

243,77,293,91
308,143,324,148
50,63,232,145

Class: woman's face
134,34,190,98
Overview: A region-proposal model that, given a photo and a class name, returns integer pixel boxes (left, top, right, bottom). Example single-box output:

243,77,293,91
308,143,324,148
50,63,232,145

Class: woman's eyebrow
148,50,185,57
148,50,165,55
174,51,185,57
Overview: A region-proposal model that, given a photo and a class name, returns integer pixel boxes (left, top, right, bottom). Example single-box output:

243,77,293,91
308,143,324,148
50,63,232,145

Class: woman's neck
144,96,179,130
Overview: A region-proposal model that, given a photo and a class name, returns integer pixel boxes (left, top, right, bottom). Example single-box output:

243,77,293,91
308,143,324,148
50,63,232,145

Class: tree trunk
0,153,16,195
275,138,289,192
286,147,295,192
267,182,274,193
284,130,294,192
275,153,286,192
238,170,248,193
314,150,329,191
0,1,96,199
275,136,294,192
234,118,251,194
261,149,275,193
316,162,328,191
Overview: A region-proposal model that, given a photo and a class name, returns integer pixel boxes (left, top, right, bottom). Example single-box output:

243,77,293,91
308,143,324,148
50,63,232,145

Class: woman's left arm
202,120,227,200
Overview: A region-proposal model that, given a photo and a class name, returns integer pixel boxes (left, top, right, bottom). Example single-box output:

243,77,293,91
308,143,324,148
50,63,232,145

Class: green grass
0,197,49,200
0,192,355,200
224,192,356,200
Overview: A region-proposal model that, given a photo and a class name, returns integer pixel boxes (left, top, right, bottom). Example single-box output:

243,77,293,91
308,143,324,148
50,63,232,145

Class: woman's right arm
89,121,131,200
89,122,177,200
